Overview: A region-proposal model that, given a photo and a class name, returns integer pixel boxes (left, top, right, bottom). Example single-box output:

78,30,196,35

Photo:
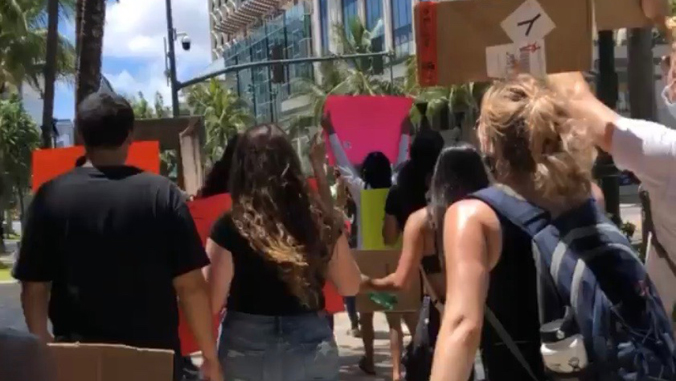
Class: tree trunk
41,0,60,149
75,0,84,116
75,0,106,144
627,28,657,122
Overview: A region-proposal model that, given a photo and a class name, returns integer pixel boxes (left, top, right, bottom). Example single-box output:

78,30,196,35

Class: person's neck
85,148,127,167
497,179,583,217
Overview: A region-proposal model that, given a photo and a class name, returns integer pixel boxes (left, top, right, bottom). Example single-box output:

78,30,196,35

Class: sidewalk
334,312,402,381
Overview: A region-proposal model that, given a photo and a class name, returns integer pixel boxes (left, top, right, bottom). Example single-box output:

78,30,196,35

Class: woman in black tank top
431,75,599,380
363,144,489,381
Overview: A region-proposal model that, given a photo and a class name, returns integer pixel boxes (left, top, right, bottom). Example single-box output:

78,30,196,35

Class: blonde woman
430,75,598,381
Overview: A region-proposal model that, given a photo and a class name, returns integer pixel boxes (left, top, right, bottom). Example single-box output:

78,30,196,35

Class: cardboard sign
49,343,173,381
353,250,422,313
415,0,593,86
323,96,412,166
32,141,161,192
594,0,651,31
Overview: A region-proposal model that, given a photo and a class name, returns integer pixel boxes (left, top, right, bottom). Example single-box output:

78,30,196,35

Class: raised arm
430,200,501,381
366,208,426,291
308,133,334,209
395,118,412,167
547,72,620,153
321,113,364,196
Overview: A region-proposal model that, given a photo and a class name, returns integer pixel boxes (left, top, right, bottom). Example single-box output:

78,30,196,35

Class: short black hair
77,92,135,148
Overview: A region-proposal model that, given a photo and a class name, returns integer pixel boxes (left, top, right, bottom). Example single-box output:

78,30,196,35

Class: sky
53,0,213,119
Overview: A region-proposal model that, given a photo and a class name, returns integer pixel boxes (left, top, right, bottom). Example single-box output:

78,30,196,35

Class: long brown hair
229,124,336,307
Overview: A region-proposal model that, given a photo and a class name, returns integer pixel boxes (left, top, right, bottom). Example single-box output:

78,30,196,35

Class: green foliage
184,79,253,165
0,95,41,215
0,0,76,93
125,92,170,119
289,17,401,136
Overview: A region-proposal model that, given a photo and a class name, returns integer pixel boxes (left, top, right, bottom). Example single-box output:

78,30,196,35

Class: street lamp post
165,0,180,117
595,30,621,225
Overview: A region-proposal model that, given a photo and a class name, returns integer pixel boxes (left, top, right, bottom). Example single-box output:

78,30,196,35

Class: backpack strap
484,307,541,381
469,186,550,237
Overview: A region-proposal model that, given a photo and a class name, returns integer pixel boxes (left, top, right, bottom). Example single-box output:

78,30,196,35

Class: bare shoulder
445,199,500,232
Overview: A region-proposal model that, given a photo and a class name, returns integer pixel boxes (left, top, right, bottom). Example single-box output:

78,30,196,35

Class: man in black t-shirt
13,93,222,381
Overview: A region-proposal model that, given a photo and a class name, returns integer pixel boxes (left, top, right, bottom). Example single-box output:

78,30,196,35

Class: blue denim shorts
218,311,339,381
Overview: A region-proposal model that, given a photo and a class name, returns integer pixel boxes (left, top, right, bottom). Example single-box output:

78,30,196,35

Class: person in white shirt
548,1,676,322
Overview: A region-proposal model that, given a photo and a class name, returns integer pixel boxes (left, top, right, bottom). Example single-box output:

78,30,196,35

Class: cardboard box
354,250,421,313
595,0,651,31
415,0,593,86
49,343,174,381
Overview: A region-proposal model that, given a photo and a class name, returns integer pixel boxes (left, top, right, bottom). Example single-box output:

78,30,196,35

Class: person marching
205,124,361,381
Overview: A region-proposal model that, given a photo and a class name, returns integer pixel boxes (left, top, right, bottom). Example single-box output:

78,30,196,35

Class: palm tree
184,79,253,165
75,0,106,110
288,17,402,135
42,0,77,148
0,95,41,244
0,0,75,93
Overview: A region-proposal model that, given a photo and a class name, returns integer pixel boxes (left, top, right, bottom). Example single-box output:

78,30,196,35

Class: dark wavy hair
229,124,337,307
428,144,490,256
395,129,444,227
361,151,392,189
197,134,240,198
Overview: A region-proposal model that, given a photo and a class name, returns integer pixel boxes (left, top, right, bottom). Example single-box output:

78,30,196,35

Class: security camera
180,35,191,51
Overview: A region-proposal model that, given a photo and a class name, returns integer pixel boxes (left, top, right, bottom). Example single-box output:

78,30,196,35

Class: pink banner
323,95,413,166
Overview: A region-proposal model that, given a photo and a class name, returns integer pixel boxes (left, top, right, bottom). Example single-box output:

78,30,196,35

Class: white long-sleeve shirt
328,133,410,249
612,117,676,318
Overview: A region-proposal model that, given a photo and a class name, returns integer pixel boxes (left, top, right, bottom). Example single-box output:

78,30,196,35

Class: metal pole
595,31,621,225
176,51,391,90
165,0,180,117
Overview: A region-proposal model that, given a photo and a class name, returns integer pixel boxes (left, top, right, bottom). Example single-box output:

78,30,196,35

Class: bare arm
20,282,52,343
309,133,334,209
430,200,501,381
174,270,218,363
368,209,426,291
383,215,401,246
204,239,234,314
395,119,412,167
547,72,620,153
327,234,361,296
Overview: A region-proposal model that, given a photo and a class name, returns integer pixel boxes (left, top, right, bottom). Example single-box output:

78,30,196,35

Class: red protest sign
31,141,161,192
179,194,232,355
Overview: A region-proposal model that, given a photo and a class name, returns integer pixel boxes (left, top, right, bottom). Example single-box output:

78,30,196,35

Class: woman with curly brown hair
430,74,598,381
205,124,361,381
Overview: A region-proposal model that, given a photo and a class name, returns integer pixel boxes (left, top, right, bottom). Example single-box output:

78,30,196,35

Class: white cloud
102,0,213,102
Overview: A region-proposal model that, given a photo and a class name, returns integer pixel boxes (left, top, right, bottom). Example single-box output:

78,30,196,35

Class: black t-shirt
13,166,209,352
385,185,406,229
210,214,326,316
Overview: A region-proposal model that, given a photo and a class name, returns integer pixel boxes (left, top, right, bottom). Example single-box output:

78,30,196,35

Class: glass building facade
319,0,329,54
342,0,359,34
222,2,313,123
365,0,384,51
391,0,412,59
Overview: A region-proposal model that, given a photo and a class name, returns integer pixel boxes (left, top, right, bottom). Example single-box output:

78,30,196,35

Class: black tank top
480,213,546,380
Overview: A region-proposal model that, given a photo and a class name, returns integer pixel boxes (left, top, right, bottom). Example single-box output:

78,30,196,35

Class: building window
366,0,383,52
391,0,412,58
319,0,329,54
342,0,359,36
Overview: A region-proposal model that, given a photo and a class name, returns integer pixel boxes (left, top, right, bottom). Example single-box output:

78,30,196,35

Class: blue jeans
218,311,339,381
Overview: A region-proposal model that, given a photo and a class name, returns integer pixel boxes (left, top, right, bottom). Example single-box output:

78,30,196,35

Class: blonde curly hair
477,74,596,203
